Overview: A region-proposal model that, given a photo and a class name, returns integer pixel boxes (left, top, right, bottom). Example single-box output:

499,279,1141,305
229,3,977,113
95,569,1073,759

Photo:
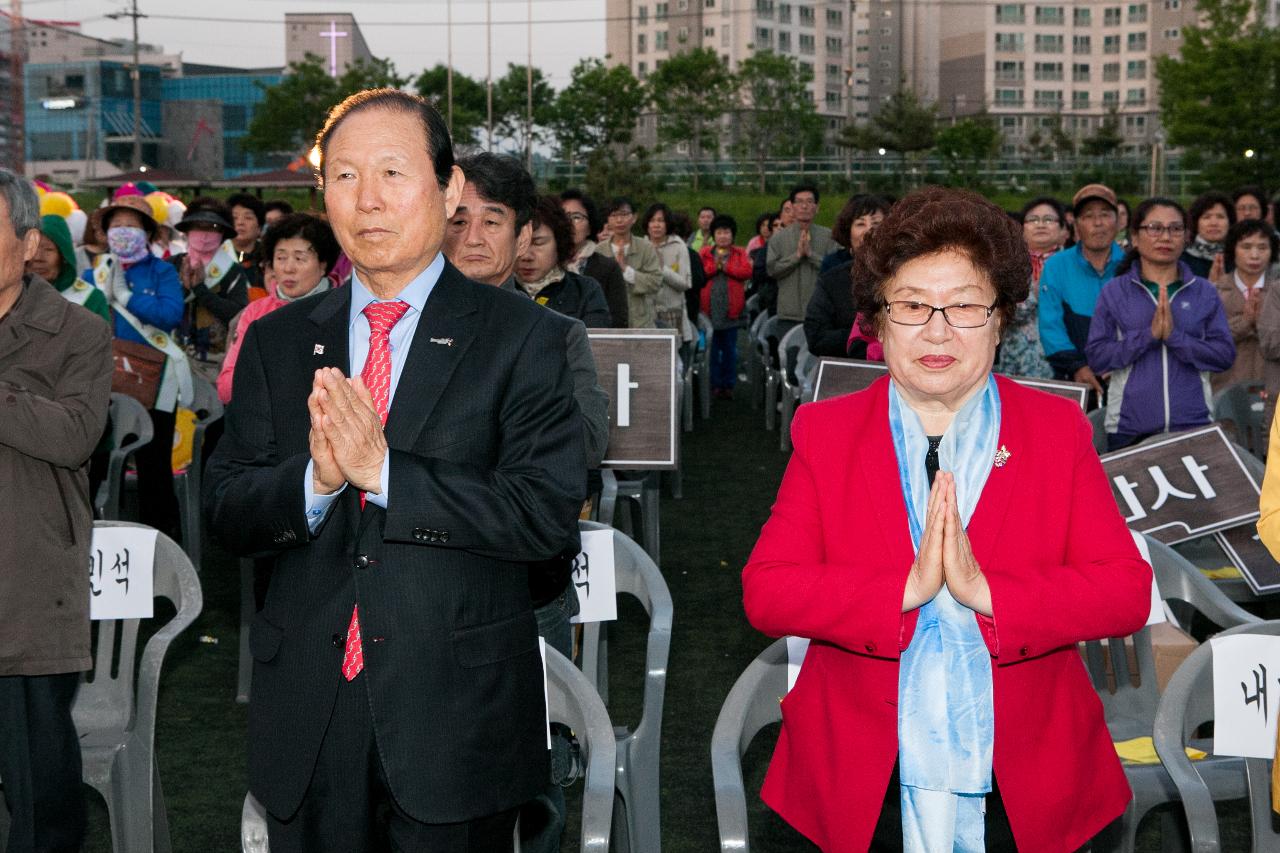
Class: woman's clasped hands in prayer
902,470,992,616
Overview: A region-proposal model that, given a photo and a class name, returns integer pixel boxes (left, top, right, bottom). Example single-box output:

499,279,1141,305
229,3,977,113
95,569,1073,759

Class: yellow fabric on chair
1114,736,1206,765
171,407,196,473
1199,566,1243,580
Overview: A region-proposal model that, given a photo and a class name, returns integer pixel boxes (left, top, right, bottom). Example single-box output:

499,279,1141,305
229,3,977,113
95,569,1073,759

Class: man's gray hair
0,169,40,237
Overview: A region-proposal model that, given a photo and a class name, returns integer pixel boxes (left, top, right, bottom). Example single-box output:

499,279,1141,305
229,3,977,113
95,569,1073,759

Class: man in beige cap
1036,182,1124,395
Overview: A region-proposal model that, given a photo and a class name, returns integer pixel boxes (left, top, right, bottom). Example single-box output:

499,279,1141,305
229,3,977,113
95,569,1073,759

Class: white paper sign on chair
569,528,618,624
1211,634,1280,758
88,527,156,620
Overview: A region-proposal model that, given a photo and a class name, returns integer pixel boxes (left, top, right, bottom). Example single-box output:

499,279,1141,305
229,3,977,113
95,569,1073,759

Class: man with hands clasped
205,89,586,853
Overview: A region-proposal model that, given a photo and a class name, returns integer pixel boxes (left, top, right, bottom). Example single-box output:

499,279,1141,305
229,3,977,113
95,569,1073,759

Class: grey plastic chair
680,349,694,434
239,646,616,853
758,316,783,430
1153,619,1280,853
75,521,204,853
776,325,808,452
96,393,154,520
595,469,661,564
577,521,672,853
1089,406,1108,454
1212,381,1268,461
711,636,788,853
174,375,223,572
747,310,771,411
1082,534,1260,852
696,313,713,420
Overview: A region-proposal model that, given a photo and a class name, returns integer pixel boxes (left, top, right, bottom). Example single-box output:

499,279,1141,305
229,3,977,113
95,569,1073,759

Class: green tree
934,114,1001,186
1156,0,1280,186
644,48,736,190
548,58,647,163
415,64,488,147
839,87,937,156
1080,107,1123,157
242,54,407,157
730,50,825,192
492,64,557,156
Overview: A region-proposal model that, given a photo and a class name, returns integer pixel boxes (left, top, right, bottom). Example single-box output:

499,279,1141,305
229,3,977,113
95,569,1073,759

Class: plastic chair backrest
711,637,789,852
577,521,673,740
1144,535,1261,630
1088,407,1107,454
545,645,616,853
72,521,203,743
1213,382,1267,459
1153,620,1280,853
110,392,153,450
757,316,781,366
189,374,223,425
777,325,807,389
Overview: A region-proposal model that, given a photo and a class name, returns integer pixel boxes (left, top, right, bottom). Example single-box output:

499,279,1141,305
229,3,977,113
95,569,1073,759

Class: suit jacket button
1019,646,1030,657
354,554,370,569
331,633,345,648
864,642,876,653
439,531,450,543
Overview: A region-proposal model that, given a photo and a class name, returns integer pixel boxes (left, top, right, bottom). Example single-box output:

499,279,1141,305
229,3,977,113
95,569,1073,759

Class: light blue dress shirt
304,253,445,532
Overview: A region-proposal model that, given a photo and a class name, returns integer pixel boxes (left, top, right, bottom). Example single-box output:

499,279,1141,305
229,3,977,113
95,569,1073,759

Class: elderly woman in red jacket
700,214,752,398
743,186,1150,852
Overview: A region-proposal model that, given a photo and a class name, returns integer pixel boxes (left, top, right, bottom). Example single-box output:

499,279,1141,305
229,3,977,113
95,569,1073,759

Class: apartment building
605,0,869,155
938,0,1200,155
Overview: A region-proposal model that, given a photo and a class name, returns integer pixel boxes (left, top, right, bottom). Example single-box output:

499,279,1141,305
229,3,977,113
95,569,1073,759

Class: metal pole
486,0,493,151
526,0,533,170
130,0,141,168
446,0,453,132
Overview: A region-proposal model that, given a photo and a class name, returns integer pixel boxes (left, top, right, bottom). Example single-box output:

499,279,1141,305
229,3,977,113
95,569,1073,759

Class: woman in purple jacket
1086,197,1236,451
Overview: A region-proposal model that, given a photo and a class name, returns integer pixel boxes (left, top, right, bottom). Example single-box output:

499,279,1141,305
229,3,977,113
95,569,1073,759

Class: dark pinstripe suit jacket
204,260,586,824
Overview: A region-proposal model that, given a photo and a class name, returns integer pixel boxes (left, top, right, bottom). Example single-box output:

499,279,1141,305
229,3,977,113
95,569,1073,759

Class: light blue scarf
888,374,1000,853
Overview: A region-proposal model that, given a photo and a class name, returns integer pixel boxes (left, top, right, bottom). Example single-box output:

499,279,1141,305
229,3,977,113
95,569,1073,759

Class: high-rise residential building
938,0,1200,155
0,14,25,172
284,13,373,76
606,0,868,155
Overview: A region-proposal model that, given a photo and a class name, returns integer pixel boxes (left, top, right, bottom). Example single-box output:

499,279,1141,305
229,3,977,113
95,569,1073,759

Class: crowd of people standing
7,77,1280,851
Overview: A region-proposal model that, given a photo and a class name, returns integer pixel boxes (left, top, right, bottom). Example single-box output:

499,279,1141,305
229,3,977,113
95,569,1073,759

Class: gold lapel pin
993,445,1011,468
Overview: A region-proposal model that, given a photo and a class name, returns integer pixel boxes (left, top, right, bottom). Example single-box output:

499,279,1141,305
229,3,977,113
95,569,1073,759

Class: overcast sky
24,0,607,89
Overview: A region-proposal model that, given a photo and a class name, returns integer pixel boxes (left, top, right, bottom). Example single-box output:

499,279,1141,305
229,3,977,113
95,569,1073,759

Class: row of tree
241,0,1272,193
241,48,825,191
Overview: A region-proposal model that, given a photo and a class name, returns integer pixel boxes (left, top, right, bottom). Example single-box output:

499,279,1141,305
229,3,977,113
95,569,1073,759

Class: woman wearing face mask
217,213,340,404
1213,219,1278,393
169,198,250,375
85,201,189,539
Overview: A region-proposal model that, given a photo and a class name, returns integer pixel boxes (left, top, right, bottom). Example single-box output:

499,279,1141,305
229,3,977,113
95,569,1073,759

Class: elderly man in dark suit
0,168,113,853
205,89,586,853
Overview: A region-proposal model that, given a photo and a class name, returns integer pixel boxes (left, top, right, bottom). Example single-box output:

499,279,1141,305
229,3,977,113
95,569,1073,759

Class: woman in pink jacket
217,213,341,403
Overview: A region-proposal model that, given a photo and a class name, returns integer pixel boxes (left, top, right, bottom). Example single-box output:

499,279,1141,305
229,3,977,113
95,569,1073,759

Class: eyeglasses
565,212,589,223
1136,223,1186,238
608,209,633,219
885,301,996,328
1024,215,1060,225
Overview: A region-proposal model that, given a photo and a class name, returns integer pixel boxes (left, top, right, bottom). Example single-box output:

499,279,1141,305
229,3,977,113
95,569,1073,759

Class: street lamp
1245,149,1257,159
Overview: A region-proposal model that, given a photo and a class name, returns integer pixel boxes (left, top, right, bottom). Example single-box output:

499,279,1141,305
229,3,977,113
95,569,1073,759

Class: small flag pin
313,344,325,355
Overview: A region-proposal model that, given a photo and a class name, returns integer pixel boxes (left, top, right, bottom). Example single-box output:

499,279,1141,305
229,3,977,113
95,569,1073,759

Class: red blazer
743,375,1150,853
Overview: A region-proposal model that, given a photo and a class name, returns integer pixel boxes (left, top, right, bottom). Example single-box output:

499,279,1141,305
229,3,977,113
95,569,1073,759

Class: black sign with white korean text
587,329,679,470
1100,425,1261,545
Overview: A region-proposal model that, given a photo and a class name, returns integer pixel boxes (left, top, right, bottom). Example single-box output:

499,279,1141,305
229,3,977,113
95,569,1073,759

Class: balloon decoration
39,191,75,218
146,191,170,224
